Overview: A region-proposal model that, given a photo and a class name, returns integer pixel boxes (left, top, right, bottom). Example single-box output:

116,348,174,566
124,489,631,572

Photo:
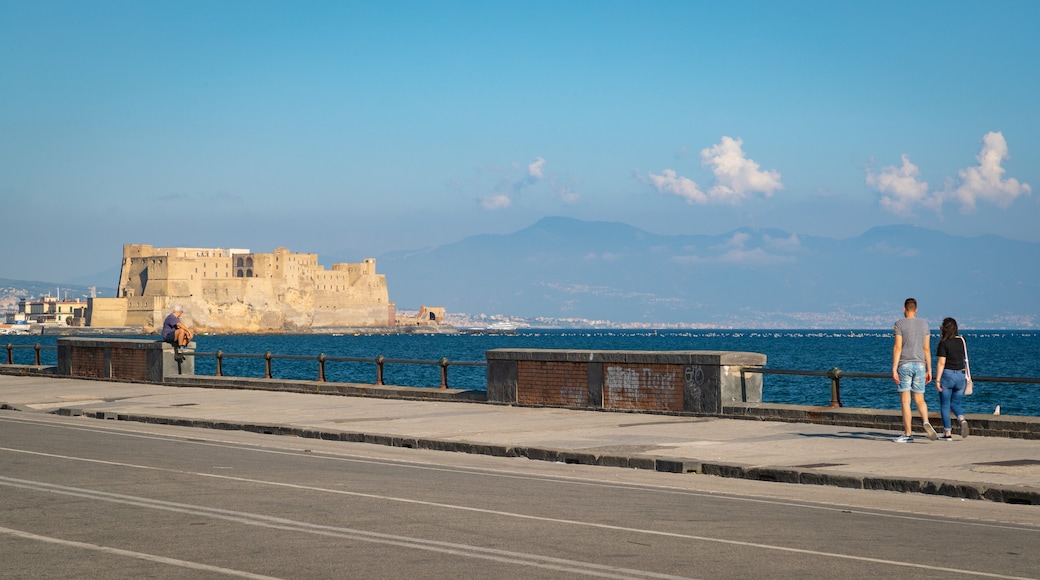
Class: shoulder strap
958,336,971,380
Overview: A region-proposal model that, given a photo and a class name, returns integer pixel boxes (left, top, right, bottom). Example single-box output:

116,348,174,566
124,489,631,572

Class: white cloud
950,131,1032,212
554,186,581,205
700,136,784,201
479,193,511,210
866,154,936,217
528,157,546,179
717,247,795,265
647,169,707,203
764,234,801,251
723,232,751,249
649,136,782,205
867,132,1031,216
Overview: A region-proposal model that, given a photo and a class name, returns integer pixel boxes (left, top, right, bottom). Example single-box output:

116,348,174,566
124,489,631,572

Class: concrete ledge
162,375,486,402
485,349,767,366
724,402,1040,439
0,365,57,376
46,406,1040,505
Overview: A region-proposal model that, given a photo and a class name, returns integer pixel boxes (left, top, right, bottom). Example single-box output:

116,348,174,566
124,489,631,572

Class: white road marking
0,477,690,580
2,414,1039,534
0,525,283,579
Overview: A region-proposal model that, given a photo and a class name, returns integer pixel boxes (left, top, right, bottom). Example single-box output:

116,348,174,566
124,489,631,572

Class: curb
55,406,1040,506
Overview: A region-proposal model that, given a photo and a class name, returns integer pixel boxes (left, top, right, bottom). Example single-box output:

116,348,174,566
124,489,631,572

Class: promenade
2,373,1039,505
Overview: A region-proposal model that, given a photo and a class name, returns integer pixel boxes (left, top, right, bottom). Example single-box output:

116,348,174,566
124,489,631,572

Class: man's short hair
172,304,183,313
904,298,917,312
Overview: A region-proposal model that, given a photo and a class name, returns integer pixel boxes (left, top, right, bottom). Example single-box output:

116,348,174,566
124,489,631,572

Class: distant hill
0,278,118,312
8,219,1037,329
64,266,122,290
377,217,1040,329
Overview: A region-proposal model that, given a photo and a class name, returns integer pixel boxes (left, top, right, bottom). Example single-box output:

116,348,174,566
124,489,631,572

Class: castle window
246,269,253,277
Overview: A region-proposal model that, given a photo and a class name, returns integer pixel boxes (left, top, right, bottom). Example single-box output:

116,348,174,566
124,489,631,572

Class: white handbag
959,336,973,395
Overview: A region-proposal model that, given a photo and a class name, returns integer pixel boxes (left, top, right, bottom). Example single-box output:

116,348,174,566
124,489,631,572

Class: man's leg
900,391,913,436
913,392,929,423
913,390,937,439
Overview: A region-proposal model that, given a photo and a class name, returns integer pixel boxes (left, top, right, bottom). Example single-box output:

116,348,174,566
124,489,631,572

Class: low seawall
3,340,1039,438
3,364,1037,438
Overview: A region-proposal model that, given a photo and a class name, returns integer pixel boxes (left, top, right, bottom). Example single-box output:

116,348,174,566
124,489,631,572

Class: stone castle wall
100,244,395,333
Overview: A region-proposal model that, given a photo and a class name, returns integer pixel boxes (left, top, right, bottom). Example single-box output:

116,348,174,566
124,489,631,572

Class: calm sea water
5,330,1039,416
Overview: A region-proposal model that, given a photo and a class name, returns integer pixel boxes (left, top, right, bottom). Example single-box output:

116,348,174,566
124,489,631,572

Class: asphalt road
2,412,1038,579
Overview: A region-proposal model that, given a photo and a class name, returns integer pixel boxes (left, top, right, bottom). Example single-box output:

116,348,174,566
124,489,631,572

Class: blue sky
2,0,1037,284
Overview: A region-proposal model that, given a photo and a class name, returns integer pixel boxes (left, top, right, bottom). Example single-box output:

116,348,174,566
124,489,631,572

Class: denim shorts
897,362,927,393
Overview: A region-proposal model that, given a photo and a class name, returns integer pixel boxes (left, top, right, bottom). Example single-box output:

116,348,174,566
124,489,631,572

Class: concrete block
557,451,597,465
699,462,747,479
525,447,561,463
798,471,864,489
745,467,801,484
863,477,924,494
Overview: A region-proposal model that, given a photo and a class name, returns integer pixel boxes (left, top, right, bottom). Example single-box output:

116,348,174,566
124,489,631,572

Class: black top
936,336,967,371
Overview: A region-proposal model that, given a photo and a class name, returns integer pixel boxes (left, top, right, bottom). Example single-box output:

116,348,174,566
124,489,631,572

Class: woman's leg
939,370,954,433
950,373,965,423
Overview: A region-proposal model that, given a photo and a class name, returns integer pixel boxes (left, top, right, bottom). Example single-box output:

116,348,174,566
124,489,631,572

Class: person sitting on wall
162,305,194,362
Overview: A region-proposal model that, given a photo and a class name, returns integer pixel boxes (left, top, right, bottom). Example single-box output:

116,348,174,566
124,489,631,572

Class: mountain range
375,217,1040,329
7,217,1037,329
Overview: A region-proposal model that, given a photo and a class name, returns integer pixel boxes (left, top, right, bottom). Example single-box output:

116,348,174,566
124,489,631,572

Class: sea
4,329,1039,417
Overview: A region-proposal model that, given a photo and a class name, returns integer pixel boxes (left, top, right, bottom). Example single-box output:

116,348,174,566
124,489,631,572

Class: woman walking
935,317,971,440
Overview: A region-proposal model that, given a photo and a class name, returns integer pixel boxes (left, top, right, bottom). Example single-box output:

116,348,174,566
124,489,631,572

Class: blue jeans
939,369,966,432
897,362,927,393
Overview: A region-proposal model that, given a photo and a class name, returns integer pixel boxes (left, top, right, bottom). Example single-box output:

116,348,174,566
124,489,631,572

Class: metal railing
6,342,1037,401
187,350,488,390
741,367,1040,408
4,343,56,366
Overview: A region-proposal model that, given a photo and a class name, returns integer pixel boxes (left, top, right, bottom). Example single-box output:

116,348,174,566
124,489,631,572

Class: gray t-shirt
894,317,929,364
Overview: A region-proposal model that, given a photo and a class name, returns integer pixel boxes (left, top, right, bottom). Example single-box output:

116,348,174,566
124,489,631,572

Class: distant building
5,295,88,326
88,244,400,333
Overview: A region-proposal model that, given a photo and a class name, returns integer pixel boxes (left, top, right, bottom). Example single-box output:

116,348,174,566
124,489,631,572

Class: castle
87,244,422,333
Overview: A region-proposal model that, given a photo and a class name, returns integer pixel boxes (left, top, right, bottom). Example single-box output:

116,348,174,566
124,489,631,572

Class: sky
1,0,1038,286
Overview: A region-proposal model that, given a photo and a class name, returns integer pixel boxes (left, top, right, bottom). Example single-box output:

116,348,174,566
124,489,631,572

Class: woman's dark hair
941,317,959,341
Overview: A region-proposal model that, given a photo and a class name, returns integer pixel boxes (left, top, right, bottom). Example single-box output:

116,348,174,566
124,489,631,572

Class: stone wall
486,349,766,413
57,338,194,382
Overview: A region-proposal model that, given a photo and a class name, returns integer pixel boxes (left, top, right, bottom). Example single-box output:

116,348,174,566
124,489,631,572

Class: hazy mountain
64,266,122,290
0,278,117,313
378,217,1040,329
10,218,1037,329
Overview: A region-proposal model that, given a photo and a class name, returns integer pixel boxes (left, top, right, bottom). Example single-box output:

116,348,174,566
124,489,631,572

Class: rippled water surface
5,330,1038,416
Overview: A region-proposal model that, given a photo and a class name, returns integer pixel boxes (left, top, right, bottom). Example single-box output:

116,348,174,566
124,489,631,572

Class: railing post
34,343,42,366
375,355,384,385
439,357,449,389
827,367,843,408
5,343,11,365
317,353,326,382
264,351,273,379
215,350,224,376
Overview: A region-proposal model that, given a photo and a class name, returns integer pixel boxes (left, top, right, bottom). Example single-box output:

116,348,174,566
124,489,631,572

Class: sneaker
937,433,954,441
960,420,970,439
893,434,914,443
923,422,938,441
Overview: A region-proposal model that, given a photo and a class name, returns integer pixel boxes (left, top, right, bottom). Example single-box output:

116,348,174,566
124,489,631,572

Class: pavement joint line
49,407,1040,507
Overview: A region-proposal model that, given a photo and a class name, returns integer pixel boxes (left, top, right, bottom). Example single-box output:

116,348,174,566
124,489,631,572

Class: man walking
892,298,937,442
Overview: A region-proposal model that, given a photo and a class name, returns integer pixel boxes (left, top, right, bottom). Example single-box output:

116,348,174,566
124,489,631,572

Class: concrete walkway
2,374,1039,505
